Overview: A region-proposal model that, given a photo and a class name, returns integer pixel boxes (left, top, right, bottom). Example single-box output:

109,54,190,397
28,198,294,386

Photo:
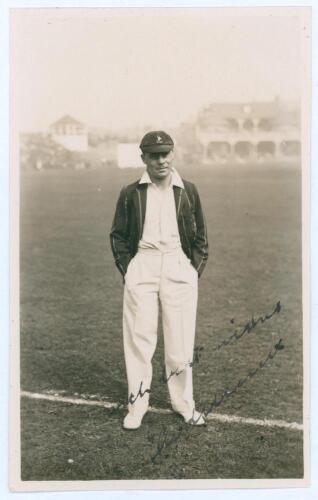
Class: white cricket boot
123,411,147,430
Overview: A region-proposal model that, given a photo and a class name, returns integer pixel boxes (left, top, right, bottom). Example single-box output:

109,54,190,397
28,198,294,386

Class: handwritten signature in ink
160,345,204,383
148,339,285,464
212,301,281,352
128,381,151,405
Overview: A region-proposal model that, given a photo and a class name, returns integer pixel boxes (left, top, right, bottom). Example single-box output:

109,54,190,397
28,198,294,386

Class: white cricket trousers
123,247,198,420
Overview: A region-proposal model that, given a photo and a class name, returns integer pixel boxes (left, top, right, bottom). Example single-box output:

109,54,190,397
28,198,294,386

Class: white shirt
138,168,184,252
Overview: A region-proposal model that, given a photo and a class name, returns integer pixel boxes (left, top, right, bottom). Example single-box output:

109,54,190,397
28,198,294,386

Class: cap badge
156,135,163,143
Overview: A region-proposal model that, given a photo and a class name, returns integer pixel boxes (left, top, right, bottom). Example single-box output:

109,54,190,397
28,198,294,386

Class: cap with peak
140,131,174,153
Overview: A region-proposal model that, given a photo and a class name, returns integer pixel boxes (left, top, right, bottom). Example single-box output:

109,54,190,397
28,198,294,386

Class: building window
258,119,272,131
234,141,253,160
243,119,253,131
280,141,301,157
257,141,276,160
226,118,239,131
207,141,231,161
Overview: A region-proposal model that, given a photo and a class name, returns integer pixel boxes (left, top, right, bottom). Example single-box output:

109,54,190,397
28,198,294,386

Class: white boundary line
21,390,303,432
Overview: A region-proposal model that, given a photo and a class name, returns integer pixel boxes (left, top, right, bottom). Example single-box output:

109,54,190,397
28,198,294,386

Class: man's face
141,150,174,181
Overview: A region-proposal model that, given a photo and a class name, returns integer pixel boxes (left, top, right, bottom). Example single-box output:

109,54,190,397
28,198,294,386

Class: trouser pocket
125,255,139,290
178,252,198,284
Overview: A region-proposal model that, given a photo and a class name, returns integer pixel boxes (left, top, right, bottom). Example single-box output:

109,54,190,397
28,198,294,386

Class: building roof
50,115,84,128
198,100,279,121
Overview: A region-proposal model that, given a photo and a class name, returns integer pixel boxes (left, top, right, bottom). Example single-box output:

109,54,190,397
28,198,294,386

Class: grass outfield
20,164,303,480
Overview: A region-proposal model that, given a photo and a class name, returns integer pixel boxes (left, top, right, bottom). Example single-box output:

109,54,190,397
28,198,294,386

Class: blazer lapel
173,185,184,219
133,184,147,240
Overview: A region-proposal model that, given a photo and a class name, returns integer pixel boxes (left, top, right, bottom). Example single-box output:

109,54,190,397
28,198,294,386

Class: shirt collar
139,168,184,189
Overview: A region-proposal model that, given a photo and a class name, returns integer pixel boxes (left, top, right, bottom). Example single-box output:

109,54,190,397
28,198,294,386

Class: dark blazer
110,178,208,278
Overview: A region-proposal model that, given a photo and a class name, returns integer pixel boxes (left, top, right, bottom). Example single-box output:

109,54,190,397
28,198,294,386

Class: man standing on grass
110,131,208,430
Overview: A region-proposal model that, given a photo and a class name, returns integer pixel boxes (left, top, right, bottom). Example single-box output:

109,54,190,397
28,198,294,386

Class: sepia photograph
9,6,311,491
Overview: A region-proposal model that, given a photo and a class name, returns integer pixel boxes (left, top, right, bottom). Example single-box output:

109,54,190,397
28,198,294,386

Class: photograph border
4,2,314,495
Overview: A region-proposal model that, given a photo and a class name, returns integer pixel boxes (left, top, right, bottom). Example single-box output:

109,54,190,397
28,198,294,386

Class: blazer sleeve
192,184,209,277
109,187,132,277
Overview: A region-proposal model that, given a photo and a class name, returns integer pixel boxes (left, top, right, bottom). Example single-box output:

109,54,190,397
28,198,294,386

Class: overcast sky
11,8,304,132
